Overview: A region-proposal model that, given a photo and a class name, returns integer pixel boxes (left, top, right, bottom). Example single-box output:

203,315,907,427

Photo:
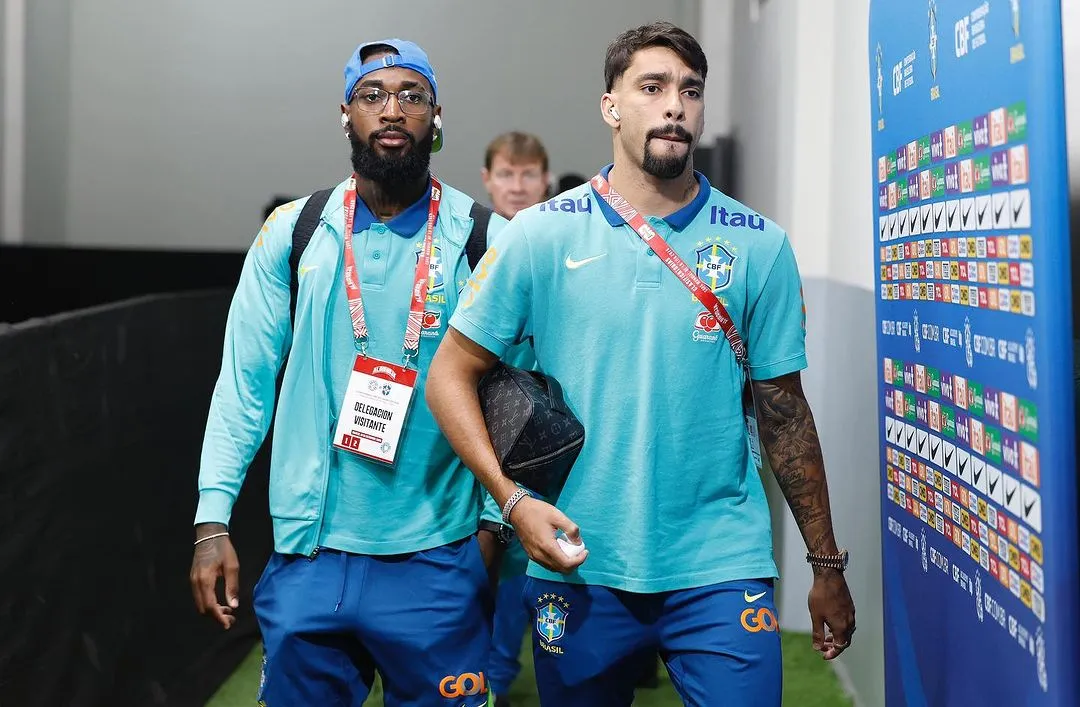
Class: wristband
806,548,849,571
194,532,229,547
501,488,529,526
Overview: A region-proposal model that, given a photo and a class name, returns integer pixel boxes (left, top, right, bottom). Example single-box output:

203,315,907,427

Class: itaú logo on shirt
692,310,722,343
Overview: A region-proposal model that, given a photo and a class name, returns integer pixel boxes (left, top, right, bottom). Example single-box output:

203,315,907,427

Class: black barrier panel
0,245,247,325
0,291,273,707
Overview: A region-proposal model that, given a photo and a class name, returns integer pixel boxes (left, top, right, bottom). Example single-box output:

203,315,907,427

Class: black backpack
286,188,492,325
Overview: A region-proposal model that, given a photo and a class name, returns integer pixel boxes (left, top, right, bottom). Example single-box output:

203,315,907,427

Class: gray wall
728,0,794,224
25,0,71,246
726,1,883,706
726,0,800,617
801,276,883,707
22,0,700,250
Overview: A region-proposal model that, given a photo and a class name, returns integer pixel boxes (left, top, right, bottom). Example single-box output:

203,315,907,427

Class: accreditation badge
742,375,764,471
332,355,417,465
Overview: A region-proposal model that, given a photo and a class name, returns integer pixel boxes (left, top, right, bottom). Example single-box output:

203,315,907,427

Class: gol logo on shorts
740,607,779,633
438,671,487,698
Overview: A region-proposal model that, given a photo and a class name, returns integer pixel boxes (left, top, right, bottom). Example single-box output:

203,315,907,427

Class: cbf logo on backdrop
928,0,941,100
696,241,737,291
876,42,885,130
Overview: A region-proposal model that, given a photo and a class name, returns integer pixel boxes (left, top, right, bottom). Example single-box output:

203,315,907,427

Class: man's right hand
189,523,241,630
509,496,588,574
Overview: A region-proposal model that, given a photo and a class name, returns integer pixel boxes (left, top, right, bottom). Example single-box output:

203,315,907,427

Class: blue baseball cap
344,39,442,152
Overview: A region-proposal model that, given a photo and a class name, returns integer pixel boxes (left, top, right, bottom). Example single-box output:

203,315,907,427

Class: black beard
642,149,690,180
349,124,435,197
642,124,693,180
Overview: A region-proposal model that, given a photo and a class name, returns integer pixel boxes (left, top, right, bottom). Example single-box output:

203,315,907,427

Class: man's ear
601,94,620,128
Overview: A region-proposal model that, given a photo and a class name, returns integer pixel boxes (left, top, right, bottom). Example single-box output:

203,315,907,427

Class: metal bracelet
194,531,229,547
501,488,529,526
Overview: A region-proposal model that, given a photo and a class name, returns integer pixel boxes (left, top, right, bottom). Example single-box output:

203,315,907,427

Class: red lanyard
590,172,747,365
341,174,442,366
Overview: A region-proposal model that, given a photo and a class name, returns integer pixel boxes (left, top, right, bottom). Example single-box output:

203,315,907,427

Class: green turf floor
206,631,851,706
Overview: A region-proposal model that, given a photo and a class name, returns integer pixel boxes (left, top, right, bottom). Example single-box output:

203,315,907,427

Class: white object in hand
557,536,585,557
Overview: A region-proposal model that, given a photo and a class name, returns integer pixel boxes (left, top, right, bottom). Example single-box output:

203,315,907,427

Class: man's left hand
808,569,856,660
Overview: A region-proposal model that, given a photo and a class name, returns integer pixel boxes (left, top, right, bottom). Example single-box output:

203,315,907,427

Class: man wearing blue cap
189,39,508,706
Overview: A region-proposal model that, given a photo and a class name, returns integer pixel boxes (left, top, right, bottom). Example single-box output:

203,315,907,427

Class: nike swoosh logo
907,431,915,446
945,451,954,465
978,204,988,223
988,477,998,493
922,211,931,229
931,442,940,457
1024,499,1036,516
973,468,982,484
995,202,1006,222
1013,200,1025,221
959,459,968,474
565,253,607,270
744,590,767,603
1006,487,1017,503
948,205,958,225
299,265,319,276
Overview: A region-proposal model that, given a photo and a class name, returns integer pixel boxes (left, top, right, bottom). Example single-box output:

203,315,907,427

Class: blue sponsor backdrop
868,1,1077,705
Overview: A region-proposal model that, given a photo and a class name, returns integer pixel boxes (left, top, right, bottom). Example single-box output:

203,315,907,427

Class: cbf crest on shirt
695,239,738,291
417,238,445,338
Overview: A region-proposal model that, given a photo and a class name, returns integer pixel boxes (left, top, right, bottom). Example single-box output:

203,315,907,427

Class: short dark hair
484,131,549,172
604,22,708,92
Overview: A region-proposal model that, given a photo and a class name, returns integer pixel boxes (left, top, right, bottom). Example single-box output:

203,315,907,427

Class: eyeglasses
350,87,434,116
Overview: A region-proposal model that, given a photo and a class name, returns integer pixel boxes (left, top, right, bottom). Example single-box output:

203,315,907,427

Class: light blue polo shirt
450,165,808,593
319,186,494,555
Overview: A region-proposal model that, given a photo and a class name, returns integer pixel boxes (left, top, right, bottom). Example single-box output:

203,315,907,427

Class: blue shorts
488,572,530,695
254,536,493,706
525,576,782,707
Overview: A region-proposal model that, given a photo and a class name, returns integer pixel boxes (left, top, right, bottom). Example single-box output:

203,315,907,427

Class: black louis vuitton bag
477,363,585,499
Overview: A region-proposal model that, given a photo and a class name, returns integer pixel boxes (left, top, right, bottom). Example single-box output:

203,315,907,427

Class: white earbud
340,114,349,128
433,115,443,130
609,106,620,120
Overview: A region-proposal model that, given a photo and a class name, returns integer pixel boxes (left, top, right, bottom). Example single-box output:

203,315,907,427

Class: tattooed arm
753,372,838,558
753,371,856,660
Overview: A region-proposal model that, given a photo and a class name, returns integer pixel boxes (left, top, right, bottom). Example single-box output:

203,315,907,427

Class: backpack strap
289,194,487,326
466,201,493,271
288,188,333,326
